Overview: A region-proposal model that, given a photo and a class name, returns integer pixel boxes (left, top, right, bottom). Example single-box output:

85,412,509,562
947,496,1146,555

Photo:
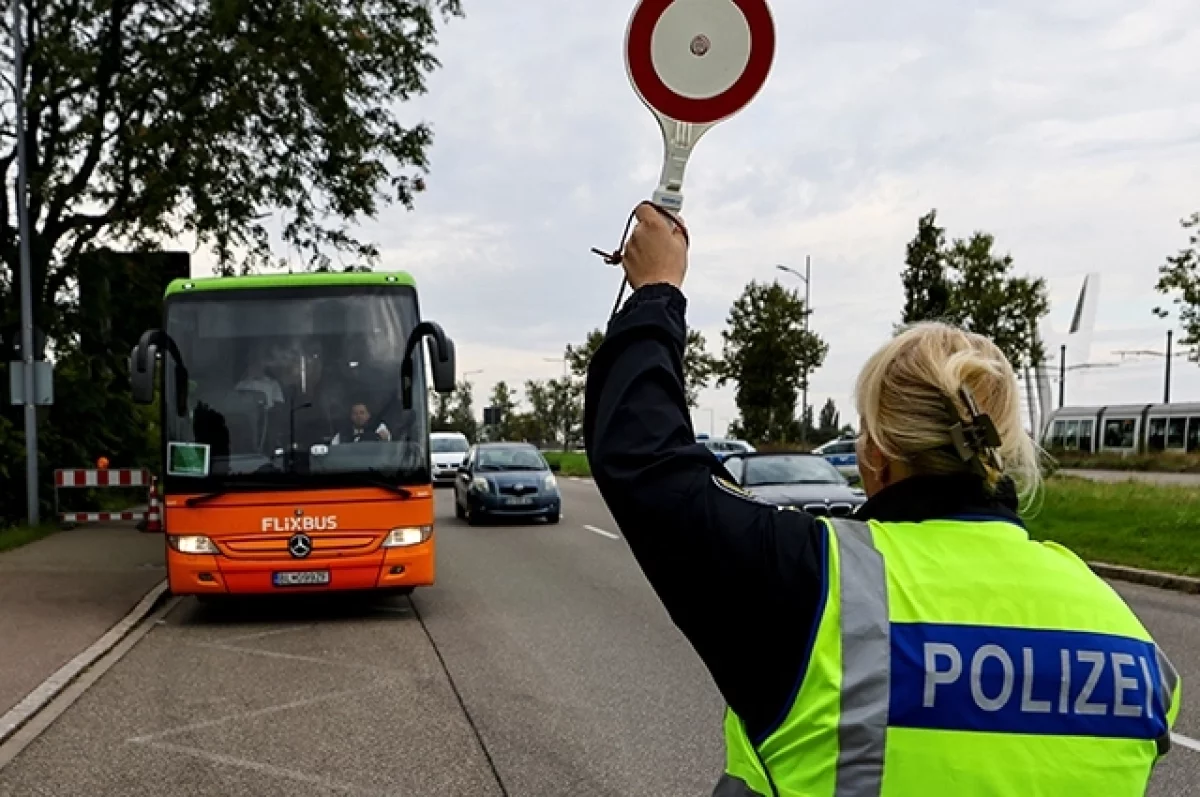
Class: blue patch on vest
890,622,1169,740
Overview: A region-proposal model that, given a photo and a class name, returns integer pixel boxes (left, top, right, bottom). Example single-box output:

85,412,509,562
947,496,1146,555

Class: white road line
127,684,378,743
140,740,387,795
1174,732,1200,754
584,524,620,540
219,626,311,644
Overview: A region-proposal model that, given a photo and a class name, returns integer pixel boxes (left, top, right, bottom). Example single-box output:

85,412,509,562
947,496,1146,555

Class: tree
523,380,556,448
817,398,840,441
1154,212,1200,362
446,381,478,440
719,281,828,444
486,381,519,440
429,388,454,432
898,211,1050,370
901,209,952,324
1,0,462,345
566,330,605,378
568,327,718,408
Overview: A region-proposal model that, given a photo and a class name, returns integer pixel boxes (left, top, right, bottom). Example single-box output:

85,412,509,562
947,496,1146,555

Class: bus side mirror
131,328,189,416
401,321,456,410
431,336,455,394
130,344,155,404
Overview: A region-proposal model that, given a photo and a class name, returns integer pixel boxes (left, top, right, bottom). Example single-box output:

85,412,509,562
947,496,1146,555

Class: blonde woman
583,204,1180,797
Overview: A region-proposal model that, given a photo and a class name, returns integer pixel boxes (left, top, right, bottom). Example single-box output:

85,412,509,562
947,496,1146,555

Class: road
1061,468,1200,487
0,479,1197,796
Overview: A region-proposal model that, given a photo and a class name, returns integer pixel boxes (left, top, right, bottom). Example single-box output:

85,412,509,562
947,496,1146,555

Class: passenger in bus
331,401,391,444
235,343,285,407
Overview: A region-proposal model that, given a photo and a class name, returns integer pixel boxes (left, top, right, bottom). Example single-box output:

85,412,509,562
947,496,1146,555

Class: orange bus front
163,486,435,596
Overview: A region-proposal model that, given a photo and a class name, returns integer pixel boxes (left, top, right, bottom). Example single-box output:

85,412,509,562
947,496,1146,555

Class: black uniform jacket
583,283,1023,745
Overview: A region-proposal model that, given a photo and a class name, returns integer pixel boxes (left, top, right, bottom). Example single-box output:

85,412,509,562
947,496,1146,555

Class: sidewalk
0,524,165,718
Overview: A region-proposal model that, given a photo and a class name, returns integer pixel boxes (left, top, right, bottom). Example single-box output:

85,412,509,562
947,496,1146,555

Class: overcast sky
195,0,1200,436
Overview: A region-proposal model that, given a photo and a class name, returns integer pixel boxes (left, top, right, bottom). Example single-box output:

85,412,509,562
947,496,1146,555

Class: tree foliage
898,210,1050,369
719,280,828,444
0,0,461,523
1,0,463,341
1154,211,1200,362
901,209,951,323
447,380,477,441
484,380,519,441
568,326,718,408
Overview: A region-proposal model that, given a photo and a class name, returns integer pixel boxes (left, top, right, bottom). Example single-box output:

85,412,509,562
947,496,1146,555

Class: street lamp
776,257,812,443
543,356,568,380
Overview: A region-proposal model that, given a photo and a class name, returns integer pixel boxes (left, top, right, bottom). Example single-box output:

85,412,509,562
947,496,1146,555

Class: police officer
582,204,1181,796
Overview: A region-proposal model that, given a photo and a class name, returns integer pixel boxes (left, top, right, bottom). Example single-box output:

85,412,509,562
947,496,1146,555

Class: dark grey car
453,442,562,525
721,451,866,517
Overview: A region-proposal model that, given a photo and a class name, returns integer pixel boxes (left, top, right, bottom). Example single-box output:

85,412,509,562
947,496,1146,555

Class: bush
1047,450,1200,474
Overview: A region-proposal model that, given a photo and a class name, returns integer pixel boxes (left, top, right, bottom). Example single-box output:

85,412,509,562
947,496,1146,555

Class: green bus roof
164,270,417,297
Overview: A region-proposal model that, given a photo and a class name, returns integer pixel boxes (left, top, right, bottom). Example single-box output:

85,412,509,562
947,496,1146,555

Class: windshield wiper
360,470,413,499
184,480,310,507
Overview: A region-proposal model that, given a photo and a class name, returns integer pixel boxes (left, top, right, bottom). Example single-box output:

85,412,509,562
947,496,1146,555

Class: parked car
699,436,756,461
453,442,562,525
721,451,866,516
812,436,859,482
431,431,471,485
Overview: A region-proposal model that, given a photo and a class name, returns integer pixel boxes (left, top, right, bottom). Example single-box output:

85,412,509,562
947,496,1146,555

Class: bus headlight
471,476,491,493
168,535,220,555
382,526,432,547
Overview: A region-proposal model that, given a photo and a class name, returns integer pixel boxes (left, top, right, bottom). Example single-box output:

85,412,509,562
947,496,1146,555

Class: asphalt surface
0,478,1197,796
0,526,165,717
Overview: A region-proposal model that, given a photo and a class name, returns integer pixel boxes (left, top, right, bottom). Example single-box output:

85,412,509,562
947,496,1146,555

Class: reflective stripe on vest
718,516,1182,797
831,517,888,796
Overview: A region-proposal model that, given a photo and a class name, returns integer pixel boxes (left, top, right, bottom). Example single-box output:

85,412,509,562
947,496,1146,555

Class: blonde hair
854,321,1043,504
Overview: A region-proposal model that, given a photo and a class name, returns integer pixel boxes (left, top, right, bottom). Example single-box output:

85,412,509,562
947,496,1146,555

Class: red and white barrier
53,468,159,529
55,469,150,488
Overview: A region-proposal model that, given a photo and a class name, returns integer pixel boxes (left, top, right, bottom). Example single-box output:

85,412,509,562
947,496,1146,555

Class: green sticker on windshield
167,442,211,477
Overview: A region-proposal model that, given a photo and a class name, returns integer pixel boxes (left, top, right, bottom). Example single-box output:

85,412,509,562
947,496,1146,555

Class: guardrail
53,468,161,531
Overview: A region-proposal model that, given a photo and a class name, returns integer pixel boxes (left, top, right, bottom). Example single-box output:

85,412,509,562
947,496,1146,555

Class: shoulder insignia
711,475,795,511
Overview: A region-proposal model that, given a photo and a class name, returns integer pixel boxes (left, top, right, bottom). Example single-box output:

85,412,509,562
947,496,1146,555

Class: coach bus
129,271,456,600
1040,402,1200,455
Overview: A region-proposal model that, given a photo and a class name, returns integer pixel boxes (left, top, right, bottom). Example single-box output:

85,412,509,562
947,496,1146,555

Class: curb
1089,562,1200,595
0,579,170,746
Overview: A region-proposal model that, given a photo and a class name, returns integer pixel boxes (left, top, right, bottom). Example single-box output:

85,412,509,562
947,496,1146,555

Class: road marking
1174,733,1200,754
127,683,379,743
139,740,388,795
584,524,620,540
219,625,311,644
187,641,390,673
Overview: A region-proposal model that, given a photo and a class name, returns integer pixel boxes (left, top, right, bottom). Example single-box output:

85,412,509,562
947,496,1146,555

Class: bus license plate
505,497,533,506
273,571,331,587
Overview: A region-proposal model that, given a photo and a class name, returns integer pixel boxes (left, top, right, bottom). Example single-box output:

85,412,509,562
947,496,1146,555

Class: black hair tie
943,386,1003,478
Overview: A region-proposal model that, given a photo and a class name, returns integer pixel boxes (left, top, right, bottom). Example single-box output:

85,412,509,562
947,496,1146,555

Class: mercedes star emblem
288,533,313,559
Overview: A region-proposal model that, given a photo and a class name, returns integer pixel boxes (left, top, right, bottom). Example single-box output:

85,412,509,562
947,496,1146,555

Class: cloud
192,0,1200,433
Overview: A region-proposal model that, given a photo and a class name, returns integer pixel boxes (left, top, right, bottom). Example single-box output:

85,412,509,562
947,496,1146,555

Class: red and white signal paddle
624,0,776,212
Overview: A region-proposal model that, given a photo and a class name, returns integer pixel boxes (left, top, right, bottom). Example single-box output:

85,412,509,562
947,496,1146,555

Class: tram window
1188,418,1200,453
1078,420,1094,452
1167,417,1187,449
1049,420,1065,449
1103,418,1136,449
1065,420,1080,449
1147,418,1167,452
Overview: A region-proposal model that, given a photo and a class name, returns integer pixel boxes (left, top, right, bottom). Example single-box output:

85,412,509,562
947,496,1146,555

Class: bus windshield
161,285,430,490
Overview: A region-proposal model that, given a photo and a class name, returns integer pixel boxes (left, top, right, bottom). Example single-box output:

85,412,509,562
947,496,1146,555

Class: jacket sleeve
583,282,828,742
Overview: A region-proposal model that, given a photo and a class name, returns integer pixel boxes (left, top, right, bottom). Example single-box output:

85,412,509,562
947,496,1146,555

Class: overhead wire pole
12,0,39,524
